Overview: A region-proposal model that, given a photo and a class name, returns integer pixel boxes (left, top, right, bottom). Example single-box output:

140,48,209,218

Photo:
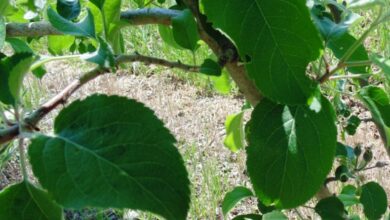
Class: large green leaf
222,186,253,216
0,53,35,105
0,18,5,50
359,86,390,149
203,0,323,104
360,182,388,220
0,181,63,220
246,97,337,208
172,9,200,52
315,196,347,220
47,6,96,38
28,95,190,220
57,0,81,20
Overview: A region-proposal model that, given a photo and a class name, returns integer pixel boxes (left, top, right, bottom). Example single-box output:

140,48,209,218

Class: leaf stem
329,74,370,80
30,54,82,71
18,138,28,180
319,7,383,84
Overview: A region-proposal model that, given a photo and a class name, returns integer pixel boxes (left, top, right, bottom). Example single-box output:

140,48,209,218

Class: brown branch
6,8,180,37
182,0,262,106
116,53,200,72
0,53,200,145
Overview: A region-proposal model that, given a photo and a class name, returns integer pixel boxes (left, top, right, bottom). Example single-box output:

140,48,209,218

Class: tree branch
0,54,200,145
116,53,200,72
6,8,180,37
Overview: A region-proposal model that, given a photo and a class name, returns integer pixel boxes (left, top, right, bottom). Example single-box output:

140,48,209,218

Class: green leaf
345,115,361,135
328,33,369,74
360,182,388,220
263,211,288,220
371,54,390,83
32,66,47,79
224,111,245,152
222,186,253,216
81,37,115,68
28,95,190,220
246,97,337,208
0,181,63,220
315,196,347,220
338,185,359,207
134,0,145,8
200,59,221,76
6,38,33,53
359,86,390,149
210,69,232,95
159,25,184,49
203,0,323,104
0,18,5,50
335,142,355,160
232,214,263,220
47,6,96,38
57,0,81,20
0,53,35,105
48,35,75,55
89,0,105,10
172,9,200,52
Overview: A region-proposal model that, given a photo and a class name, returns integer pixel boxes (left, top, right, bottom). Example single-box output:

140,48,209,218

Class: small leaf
222,186,253,216
200,59,221,76
315,196,347,220
338,185,359,207
48,35,75,55
263,211,288,220
345,115,361,135
335,142,355,160
0,181,63,220
28,95,190,220
159,25,184,50
172,9,200,52
246,97,337,208
233,214,262,220
0,18,5,50
224,111,245,152
0,53,35,105
81,37,115,68
328,33,369,74
32,66,47,79
6,38,33,53
210,69,232,95
359,86,390,149
47,6,96,38
360,182,388,220
371,54,390,83
57,0,81,20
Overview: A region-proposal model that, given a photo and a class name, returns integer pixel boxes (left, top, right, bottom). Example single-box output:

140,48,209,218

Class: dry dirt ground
1,60,390,219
